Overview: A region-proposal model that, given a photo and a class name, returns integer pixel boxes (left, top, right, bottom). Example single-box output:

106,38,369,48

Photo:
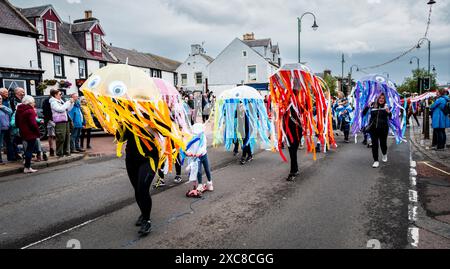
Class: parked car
34,95,104,139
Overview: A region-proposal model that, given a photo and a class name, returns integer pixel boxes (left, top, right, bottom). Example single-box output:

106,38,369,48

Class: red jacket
15,104,40,141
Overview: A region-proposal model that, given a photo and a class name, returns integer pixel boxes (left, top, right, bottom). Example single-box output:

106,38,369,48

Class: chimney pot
85,10,92,19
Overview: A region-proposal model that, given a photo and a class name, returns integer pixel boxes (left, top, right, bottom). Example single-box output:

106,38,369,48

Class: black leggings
370,128,389,162
126,157,156,221
80,129,91,148
288,139,300,175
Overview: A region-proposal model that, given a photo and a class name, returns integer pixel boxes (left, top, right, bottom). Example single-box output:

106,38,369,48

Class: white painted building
208,33,281,97
0,0,43,96
176,44,214,92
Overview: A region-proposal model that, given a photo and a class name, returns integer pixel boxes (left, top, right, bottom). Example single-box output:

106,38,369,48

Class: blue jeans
197,154,212,184
0,130,5,162
70,127,82,151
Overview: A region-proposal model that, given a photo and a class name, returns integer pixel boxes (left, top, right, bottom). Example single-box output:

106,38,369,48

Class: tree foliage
397,68,438,94
323,74,338,97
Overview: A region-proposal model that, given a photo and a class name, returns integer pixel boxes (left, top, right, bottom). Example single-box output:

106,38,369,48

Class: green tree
323,74,338,97
397,68,438,94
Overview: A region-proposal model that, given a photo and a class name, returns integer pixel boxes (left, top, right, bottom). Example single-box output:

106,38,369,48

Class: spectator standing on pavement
188,94,195,125
0,88,16,161
363,93,392,168
50,89,74,157
0,95,13,164
42,95,56,156
15,96,40,173
79,97,97,150
10,87,25,112
430,89,450,151
201,93,211,123
68,93,85,153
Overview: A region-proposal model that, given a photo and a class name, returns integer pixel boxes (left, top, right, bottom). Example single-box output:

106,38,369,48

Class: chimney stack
85,10,92,19
243,32,255,41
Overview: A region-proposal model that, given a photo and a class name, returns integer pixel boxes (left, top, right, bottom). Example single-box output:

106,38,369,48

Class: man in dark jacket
15,96,40,173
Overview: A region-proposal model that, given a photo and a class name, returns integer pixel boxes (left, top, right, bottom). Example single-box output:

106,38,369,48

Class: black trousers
435,128,447,149
202,114,210,123
80,128,92,148
126,157,156,221
370,127,389,162
288,139,300,175
175,155,182,176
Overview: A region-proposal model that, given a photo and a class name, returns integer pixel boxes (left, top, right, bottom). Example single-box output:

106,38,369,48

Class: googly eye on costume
387,81,395,89
108,81,128,97
87,75,101,89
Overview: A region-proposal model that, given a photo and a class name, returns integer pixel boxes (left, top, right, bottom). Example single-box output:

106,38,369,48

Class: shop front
0,67,44,96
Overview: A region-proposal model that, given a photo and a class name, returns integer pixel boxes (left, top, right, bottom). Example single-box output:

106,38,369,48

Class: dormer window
46,20,57,43
93,33,101,52
85,32,92,51
36,18,44,41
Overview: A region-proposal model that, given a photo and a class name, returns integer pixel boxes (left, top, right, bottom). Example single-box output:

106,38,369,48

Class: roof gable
0,0,38,36
71,21,105,35
20,5,62,23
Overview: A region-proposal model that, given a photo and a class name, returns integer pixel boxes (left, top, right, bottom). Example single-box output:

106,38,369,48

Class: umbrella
81,64,185,172
225,85,264,100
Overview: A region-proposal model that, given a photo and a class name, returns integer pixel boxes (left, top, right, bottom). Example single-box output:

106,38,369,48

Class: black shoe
344,140,350,143
138,220,152,236
43,153,48,161
362,140,367,145
76,149,86,153
50,148,55,157
287,172,299,181
240,158,246,165
246,156,253,163
135,215,144,227
87,145,92,149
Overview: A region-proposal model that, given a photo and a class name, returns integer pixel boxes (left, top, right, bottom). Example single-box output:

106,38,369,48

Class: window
36,18,44,40
151,69,162,78
195,72,203,84
93,33,101,52
79,59,87,79
54,55,64,77
243,51,247,57
181,74,187,86
248,65,257,82
46,20,57,43
85,32,92,51
174,74,178,86
3,79,27,92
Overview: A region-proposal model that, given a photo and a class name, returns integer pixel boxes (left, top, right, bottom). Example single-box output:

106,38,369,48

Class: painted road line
409,190,418,203
420,161,450,176
408,227,419,247
21,217,102,249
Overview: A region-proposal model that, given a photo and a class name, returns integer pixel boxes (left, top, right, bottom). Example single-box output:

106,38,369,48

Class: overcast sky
11,0,450,85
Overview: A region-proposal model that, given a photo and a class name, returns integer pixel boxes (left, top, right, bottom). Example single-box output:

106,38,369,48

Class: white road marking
408,205,418,222
409,228,419,248
410,177,417,186
420,161,450,176
409,190,418,203
21,217,102,249
410,168,418,177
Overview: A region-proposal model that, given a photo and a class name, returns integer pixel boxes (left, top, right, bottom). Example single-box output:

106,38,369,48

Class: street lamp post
298,12,319,64
348,64,359,95
409,56,420,73
417,37,432,139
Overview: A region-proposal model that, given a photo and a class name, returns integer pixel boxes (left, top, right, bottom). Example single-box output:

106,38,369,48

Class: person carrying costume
363,93,391,168
336,98,353,143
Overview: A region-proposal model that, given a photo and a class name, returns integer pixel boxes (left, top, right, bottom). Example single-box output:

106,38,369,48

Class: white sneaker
382,154,388,163
206,181,214,192
372,162,380,168
196,184,205,193
24,168,38,174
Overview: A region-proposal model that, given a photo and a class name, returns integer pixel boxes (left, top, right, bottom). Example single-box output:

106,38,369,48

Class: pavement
408,120,450,249
0,116,216,177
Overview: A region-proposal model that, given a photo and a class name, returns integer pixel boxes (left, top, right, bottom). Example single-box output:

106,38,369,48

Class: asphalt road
0,133,412,249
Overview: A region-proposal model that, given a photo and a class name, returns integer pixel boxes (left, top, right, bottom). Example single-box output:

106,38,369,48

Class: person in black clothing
286,107,303,181
239,103,253,165
119,126,160,236
363,93,392,168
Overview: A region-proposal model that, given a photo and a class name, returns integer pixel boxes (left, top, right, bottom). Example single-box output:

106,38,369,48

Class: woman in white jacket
49,90,74,157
